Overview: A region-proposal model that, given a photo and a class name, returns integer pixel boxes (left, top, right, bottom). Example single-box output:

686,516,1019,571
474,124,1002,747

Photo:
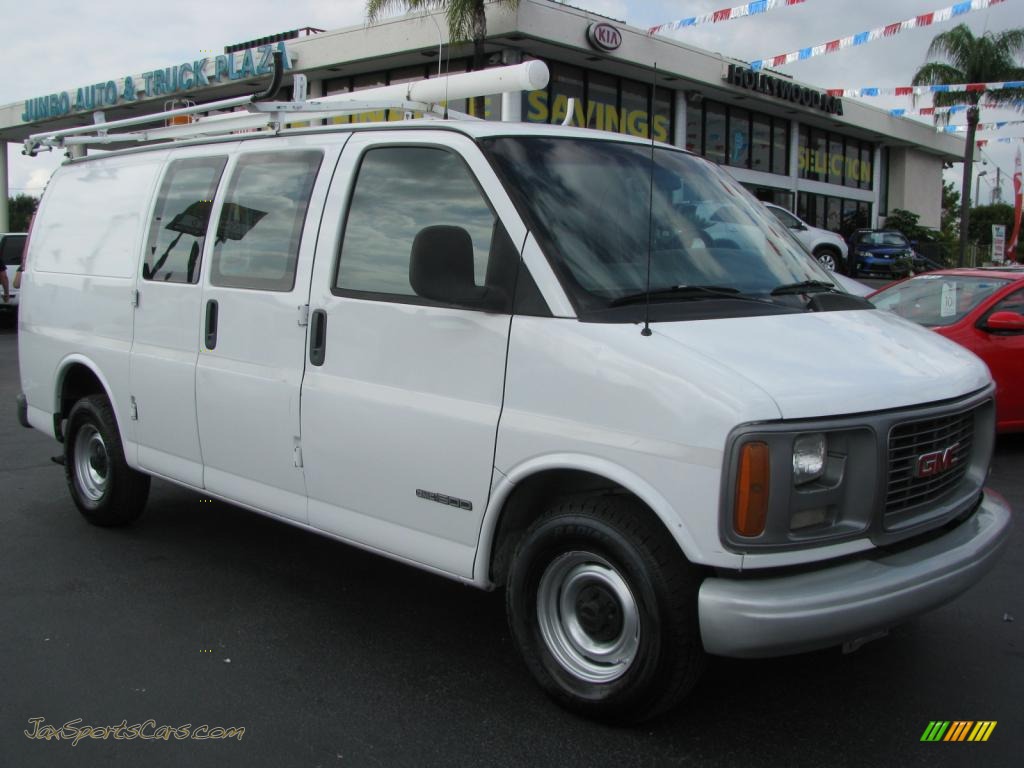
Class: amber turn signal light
735,441,770,537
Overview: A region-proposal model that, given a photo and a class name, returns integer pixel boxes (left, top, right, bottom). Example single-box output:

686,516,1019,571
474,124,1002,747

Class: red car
869,266,1024,433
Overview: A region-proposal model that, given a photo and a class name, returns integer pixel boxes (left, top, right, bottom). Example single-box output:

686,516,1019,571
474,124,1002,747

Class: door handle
309,309,327,366
205,299,219,350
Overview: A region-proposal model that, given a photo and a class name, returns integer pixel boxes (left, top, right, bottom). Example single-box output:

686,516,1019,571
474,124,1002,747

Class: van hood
654,309,990,419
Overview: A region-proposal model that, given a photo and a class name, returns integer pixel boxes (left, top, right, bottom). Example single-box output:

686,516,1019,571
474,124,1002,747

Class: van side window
335,146,515,310
211,151,323,291
144,157,227,283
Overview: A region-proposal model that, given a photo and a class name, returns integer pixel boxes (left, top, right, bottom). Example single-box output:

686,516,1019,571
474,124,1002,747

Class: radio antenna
641,62,657,337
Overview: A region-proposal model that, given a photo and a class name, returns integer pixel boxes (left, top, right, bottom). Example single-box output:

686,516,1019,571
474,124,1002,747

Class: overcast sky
4,0,1021,208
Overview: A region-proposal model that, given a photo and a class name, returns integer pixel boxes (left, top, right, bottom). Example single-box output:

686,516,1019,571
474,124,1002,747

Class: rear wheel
64,395,150,526
814,248,841,273
506,496,704,723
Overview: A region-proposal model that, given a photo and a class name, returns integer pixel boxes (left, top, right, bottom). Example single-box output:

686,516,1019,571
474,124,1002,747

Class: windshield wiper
609,284,768,308
769,280,838,296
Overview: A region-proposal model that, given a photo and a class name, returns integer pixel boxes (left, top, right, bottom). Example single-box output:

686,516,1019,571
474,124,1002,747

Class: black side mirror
409,225,508,312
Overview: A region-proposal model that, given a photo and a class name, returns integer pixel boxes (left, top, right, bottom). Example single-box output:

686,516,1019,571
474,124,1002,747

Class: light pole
974,169,988,207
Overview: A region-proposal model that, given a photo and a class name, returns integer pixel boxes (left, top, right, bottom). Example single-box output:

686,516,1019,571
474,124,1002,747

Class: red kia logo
914,443,960,479
587,23,622,52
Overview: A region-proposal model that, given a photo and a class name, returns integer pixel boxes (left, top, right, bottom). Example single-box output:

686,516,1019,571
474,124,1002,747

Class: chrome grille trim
885,408,977,518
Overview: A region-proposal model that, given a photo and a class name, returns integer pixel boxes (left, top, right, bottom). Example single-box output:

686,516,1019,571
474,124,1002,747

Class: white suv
765,203,850,274
0,232,27,313
14,63,1010,723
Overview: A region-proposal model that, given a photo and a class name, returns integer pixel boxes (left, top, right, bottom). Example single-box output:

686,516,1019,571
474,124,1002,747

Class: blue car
849,230,915,278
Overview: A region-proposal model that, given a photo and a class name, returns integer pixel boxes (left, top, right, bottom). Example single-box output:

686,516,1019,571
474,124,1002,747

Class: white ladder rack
24,60,549,156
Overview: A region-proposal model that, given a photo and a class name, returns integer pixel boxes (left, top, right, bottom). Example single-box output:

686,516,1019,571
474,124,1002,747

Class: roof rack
24,57,549,157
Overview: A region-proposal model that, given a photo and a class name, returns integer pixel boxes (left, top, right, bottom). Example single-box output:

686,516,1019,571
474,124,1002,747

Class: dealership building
0,0,964,234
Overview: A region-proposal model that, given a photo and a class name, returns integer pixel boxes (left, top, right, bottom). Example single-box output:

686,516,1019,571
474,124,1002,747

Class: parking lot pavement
0,317,1020,768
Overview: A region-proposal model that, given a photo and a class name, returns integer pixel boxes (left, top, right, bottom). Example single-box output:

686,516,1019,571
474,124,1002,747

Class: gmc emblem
914,443,960,479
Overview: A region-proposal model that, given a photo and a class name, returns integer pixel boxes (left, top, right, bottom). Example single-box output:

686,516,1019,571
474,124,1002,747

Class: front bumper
698,490,1011,658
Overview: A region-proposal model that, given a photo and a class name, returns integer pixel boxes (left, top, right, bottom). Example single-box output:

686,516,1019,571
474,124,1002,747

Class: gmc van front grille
885,409,976,517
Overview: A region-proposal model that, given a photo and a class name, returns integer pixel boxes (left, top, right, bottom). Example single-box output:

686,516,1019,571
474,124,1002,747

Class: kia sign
587,23,622,52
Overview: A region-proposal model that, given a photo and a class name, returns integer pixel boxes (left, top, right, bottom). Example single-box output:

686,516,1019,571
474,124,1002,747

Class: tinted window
1,235,26,267
336,146,514,310
990,287,1024,315
769,207,801,229
144,157,226,283
211,151,322,291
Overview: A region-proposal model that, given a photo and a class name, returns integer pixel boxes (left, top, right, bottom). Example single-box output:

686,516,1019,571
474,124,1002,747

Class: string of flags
830,80,1024,98
942,120,1024,133
750,0,1007,71
648,0,806,35
888,102,1024,117
977,136,1024,146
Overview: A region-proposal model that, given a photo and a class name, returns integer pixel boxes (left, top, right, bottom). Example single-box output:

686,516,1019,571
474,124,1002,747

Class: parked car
870,267,1024,432
764,203,849,273
16,61,1012,723
0,232,27,313
848,229,915,278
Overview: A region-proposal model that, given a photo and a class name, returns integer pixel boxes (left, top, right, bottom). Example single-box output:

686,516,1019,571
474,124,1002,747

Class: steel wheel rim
74,425,109,502
536,551,640,684
818,253,836,271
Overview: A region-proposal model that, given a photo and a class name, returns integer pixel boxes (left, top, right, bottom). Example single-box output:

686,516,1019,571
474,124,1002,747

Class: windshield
870,275,1009,327
856,232,908,248
482,137,837,317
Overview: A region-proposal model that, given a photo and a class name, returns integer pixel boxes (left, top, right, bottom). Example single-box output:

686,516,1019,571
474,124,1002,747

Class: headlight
792,433,827,485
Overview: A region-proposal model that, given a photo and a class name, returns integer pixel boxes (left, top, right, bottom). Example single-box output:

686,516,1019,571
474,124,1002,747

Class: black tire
506,495,704,724
64,395,150,526
814,248,841,273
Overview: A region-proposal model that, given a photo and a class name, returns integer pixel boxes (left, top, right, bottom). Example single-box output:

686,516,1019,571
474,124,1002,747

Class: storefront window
620,79,650,139
751,114,771,173
549,63,584,127
860,144,873,190
653,86,672,144
798,192,871,234
828,136,844,185
772,119,789,175
727,107,750,168
704,101,727,165
685,100,702,153
587,72,617,132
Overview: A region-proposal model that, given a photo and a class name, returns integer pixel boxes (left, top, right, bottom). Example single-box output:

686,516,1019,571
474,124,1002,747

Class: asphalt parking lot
0,312,1021,768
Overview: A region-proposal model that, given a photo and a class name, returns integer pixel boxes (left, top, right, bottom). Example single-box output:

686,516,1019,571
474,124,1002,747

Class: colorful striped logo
921,721,997,742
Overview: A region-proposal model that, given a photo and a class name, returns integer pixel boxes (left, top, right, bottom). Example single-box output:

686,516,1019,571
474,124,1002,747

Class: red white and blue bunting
830,80,1024,98
977,136,1024,146
750,0,1007,70
942,120,1024,132
649,0,806,35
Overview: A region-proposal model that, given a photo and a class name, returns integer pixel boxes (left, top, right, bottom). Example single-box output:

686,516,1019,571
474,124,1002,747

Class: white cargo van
16,62,1011,723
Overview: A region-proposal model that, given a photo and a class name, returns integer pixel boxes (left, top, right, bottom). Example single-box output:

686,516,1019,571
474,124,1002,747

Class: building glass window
685,99,702,154
587,72,617,132
704,101,726,165
860,144,873,190
620,79,650,139
772,118,789,175
828,135,844,185
751,114,771,174
727,107,750,169
652,85,672,144
844,139,861,189
549,63,585,127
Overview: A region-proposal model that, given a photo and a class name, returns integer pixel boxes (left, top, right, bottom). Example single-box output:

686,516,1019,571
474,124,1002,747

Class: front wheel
506,496,704,723
64,395,150,526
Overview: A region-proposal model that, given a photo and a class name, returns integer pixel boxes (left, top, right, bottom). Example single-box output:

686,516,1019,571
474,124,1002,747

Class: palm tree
913,24,1024,265
366,0,521,117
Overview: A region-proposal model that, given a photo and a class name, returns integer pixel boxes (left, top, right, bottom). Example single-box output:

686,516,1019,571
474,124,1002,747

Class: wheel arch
475,455,704,588
53,356,119,443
